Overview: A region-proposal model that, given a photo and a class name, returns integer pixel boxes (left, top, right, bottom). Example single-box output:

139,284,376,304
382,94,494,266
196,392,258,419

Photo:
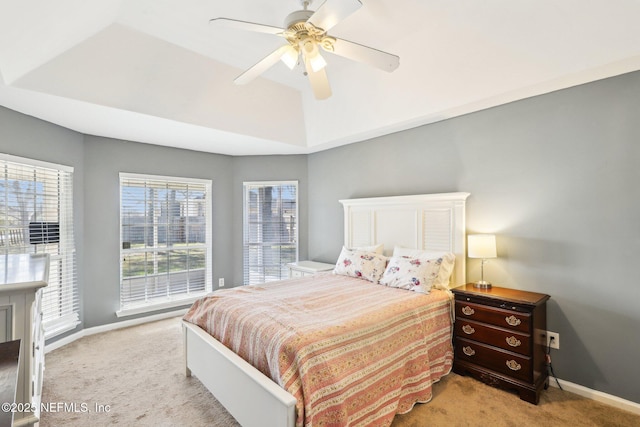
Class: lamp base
473,281,492,289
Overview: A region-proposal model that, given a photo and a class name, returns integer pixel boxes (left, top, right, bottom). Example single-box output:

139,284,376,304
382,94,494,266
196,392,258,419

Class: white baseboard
44,309,187,354
549,377,640,416
45,314,640,417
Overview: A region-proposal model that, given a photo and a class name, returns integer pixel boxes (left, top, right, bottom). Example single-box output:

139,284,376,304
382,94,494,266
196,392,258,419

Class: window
243,181,298,285
119,173,212,316
0,154,79,338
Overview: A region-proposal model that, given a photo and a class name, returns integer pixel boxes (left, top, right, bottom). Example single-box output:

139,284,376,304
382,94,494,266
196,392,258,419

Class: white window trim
120,172,212,186
0,153,74,173
0,153,79,339
115,293,207,318
118,172,213,316
243,180,299,285
44,313,81,338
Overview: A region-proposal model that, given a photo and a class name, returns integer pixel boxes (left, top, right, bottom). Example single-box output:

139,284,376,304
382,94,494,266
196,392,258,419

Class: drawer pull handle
462,346,476,356
505,336,521,347
462,325,475,335
461,306,475,316
506,360,522,371
505,315,522,326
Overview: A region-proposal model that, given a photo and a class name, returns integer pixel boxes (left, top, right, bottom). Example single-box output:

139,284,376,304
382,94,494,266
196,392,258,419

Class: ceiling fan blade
307,0,362,32
234,45,292,85
304,57,332,100
329,38,399,72
209,18,283,35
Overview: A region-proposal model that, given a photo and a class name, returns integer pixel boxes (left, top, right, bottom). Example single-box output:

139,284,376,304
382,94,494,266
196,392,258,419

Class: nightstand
287,261,335,278
451,284,550,404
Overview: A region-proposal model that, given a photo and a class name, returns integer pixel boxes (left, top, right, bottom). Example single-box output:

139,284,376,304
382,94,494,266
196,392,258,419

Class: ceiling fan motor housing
284,10,315,31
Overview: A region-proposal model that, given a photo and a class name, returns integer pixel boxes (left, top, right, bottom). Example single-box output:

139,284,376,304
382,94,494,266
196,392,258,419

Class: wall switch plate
218,278,224,287
546,331,560,350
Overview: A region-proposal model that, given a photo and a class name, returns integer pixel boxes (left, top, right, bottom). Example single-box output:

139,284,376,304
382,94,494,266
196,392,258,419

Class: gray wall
1,69,638,405
82,137,236,327
231,155,309,284
308,71,640,404
0,106,86,335
0,111,310,329
81,139,309,327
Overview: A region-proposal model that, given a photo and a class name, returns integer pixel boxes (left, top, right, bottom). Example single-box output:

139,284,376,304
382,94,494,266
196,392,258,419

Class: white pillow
392,246,456,289
333,247,387,283
379,256,441,294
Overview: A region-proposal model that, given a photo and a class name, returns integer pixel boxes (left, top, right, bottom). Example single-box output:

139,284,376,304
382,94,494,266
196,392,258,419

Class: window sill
116,293,208,318
44,313,81,340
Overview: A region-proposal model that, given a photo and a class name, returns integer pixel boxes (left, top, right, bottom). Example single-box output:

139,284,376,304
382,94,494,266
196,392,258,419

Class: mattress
183,272,454,426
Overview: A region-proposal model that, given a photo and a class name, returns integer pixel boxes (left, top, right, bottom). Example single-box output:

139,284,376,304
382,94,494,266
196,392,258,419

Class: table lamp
468,234,497,289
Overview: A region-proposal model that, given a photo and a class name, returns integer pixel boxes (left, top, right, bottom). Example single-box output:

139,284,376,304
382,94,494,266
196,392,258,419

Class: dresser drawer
454,319,531,355
455,338,532,382
455,301,531,333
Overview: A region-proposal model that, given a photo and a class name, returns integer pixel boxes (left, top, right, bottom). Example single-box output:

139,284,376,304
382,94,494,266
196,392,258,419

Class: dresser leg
518,388,540,405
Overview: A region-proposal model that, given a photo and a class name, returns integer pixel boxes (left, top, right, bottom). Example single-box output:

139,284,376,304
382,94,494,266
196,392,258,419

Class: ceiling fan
210,0,400,100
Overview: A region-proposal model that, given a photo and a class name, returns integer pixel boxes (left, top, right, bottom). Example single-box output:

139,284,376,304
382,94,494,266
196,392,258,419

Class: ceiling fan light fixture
213,0,399,100
281,45,299,69
308,51,327,72
301,38,326,72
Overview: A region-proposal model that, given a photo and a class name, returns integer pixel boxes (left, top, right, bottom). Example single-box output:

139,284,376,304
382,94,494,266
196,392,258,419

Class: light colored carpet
41,317,639,426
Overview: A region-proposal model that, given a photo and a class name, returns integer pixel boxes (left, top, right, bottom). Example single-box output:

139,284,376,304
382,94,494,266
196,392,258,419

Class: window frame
243,180,299,286
117,172,213,317
0,153,79,339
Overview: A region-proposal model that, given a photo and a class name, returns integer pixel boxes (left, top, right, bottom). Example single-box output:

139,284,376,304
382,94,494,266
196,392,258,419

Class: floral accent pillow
392,247,456,290
333,247,388,283
379,256,442,294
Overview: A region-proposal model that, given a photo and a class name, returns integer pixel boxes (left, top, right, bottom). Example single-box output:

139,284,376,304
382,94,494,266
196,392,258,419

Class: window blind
119,174,212,311
0,154,79,338
243,181,298,285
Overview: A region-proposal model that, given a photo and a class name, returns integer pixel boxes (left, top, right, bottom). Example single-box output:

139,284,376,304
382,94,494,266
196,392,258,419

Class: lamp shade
468,234,497,259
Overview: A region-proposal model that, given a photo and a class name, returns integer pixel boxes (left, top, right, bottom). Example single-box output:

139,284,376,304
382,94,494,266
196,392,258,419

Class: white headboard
339,192,470,286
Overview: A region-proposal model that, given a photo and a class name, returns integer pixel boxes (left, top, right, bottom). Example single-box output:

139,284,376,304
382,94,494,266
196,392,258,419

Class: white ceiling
1,0,639,156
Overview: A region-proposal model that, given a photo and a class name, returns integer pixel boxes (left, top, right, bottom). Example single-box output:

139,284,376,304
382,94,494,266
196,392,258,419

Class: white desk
0,254,49,426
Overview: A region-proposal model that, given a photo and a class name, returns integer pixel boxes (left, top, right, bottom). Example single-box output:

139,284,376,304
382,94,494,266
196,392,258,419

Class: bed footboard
182,320,297,427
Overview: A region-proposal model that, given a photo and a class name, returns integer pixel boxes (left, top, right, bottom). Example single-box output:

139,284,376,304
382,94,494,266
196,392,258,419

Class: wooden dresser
0,254,49,426
451,284,550,404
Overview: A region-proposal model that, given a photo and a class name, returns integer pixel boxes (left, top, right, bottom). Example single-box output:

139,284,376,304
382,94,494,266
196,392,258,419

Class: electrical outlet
218,278,225,287
546,331,560,350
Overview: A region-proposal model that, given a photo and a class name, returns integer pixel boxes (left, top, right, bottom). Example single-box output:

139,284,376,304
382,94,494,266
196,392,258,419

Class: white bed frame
183,192,470,427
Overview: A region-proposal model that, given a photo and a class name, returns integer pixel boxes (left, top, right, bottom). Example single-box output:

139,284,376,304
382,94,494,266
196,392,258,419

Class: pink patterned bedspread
183,272,454,427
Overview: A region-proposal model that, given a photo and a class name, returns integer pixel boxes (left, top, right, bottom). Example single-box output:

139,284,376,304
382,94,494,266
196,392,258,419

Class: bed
182,192,470,427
